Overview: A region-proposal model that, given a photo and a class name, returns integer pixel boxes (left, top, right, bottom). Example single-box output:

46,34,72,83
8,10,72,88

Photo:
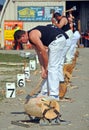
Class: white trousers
40,35,67,96
66,31,81,62
60,38,71,81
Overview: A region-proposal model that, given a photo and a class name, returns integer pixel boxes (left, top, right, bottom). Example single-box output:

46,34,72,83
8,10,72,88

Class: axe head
71,6,76,11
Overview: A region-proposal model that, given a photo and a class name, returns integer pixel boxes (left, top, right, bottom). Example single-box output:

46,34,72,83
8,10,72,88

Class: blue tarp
0,0,6,5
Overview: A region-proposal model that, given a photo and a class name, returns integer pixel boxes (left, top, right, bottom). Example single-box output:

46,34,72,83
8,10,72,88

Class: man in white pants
14,25,69,101
51,12,73,97
65,14,81,63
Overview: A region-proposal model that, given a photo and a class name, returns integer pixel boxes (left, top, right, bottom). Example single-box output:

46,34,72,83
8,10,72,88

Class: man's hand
41,67,48,79
51,18,56,25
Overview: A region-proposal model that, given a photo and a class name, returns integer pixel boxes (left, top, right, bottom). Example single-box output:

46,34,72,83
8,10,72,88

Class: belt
56,34,63,39
55,34,69,40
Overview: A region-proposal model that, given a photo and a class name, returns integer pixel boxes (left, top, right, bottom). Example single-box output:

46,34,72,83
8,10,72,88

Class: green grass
0,53,28,101
0,53,29,63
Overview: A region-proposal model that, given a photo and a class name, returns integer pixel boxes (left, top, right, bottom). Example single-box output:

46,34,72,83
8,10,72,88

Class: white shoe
37,92,48,97
50,95,59,101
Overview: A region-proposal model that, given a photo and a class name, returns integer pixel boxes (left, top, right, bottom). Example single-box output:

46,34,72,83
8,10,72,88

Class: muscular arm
52,17,68,28
34,46,48,67
29,30,48,78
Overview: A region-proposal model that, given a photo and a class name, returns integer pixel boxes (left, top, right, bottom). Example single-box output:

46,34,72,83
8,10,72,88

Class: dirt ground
0,48,89,130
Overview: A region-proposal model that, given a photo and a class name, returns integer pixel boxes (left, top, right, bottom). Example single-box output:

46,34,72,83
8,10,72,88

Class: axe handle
64,9,74,13
29,78,43,96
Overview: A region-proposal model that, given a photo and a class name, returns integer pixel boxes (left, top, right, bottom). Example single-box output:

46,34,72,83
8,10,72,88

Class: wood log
63,62,75,75
75,50,79,58
24,96,60,120
59,82,67,99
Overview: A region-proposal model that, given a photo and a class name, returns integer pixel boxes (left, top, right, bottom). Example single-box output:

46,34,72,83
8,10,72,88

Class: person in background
67,11,74,31
13,25,69,101
12,24,24,50
66,11,81,62
51,12,73,98
51,12,73,39
51,12,73,64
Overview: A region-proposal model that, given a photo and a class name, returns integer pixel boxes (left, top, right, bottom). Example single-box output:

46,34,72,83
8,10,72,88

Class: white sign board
29,60,36,70
6,82,16,98
17,74,25,87
24,66,30,80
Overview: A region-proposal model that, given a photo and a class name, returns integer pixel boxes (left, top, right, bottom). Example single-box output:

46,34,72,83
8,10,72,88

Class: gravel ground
0,48,89,130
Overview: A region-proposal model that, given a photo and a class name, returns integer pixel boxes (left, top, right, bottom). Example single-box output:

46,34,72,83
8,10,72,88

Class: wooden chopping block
59,82,67,99
75,50,79,58
24,97,60,120
63,63,74,75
